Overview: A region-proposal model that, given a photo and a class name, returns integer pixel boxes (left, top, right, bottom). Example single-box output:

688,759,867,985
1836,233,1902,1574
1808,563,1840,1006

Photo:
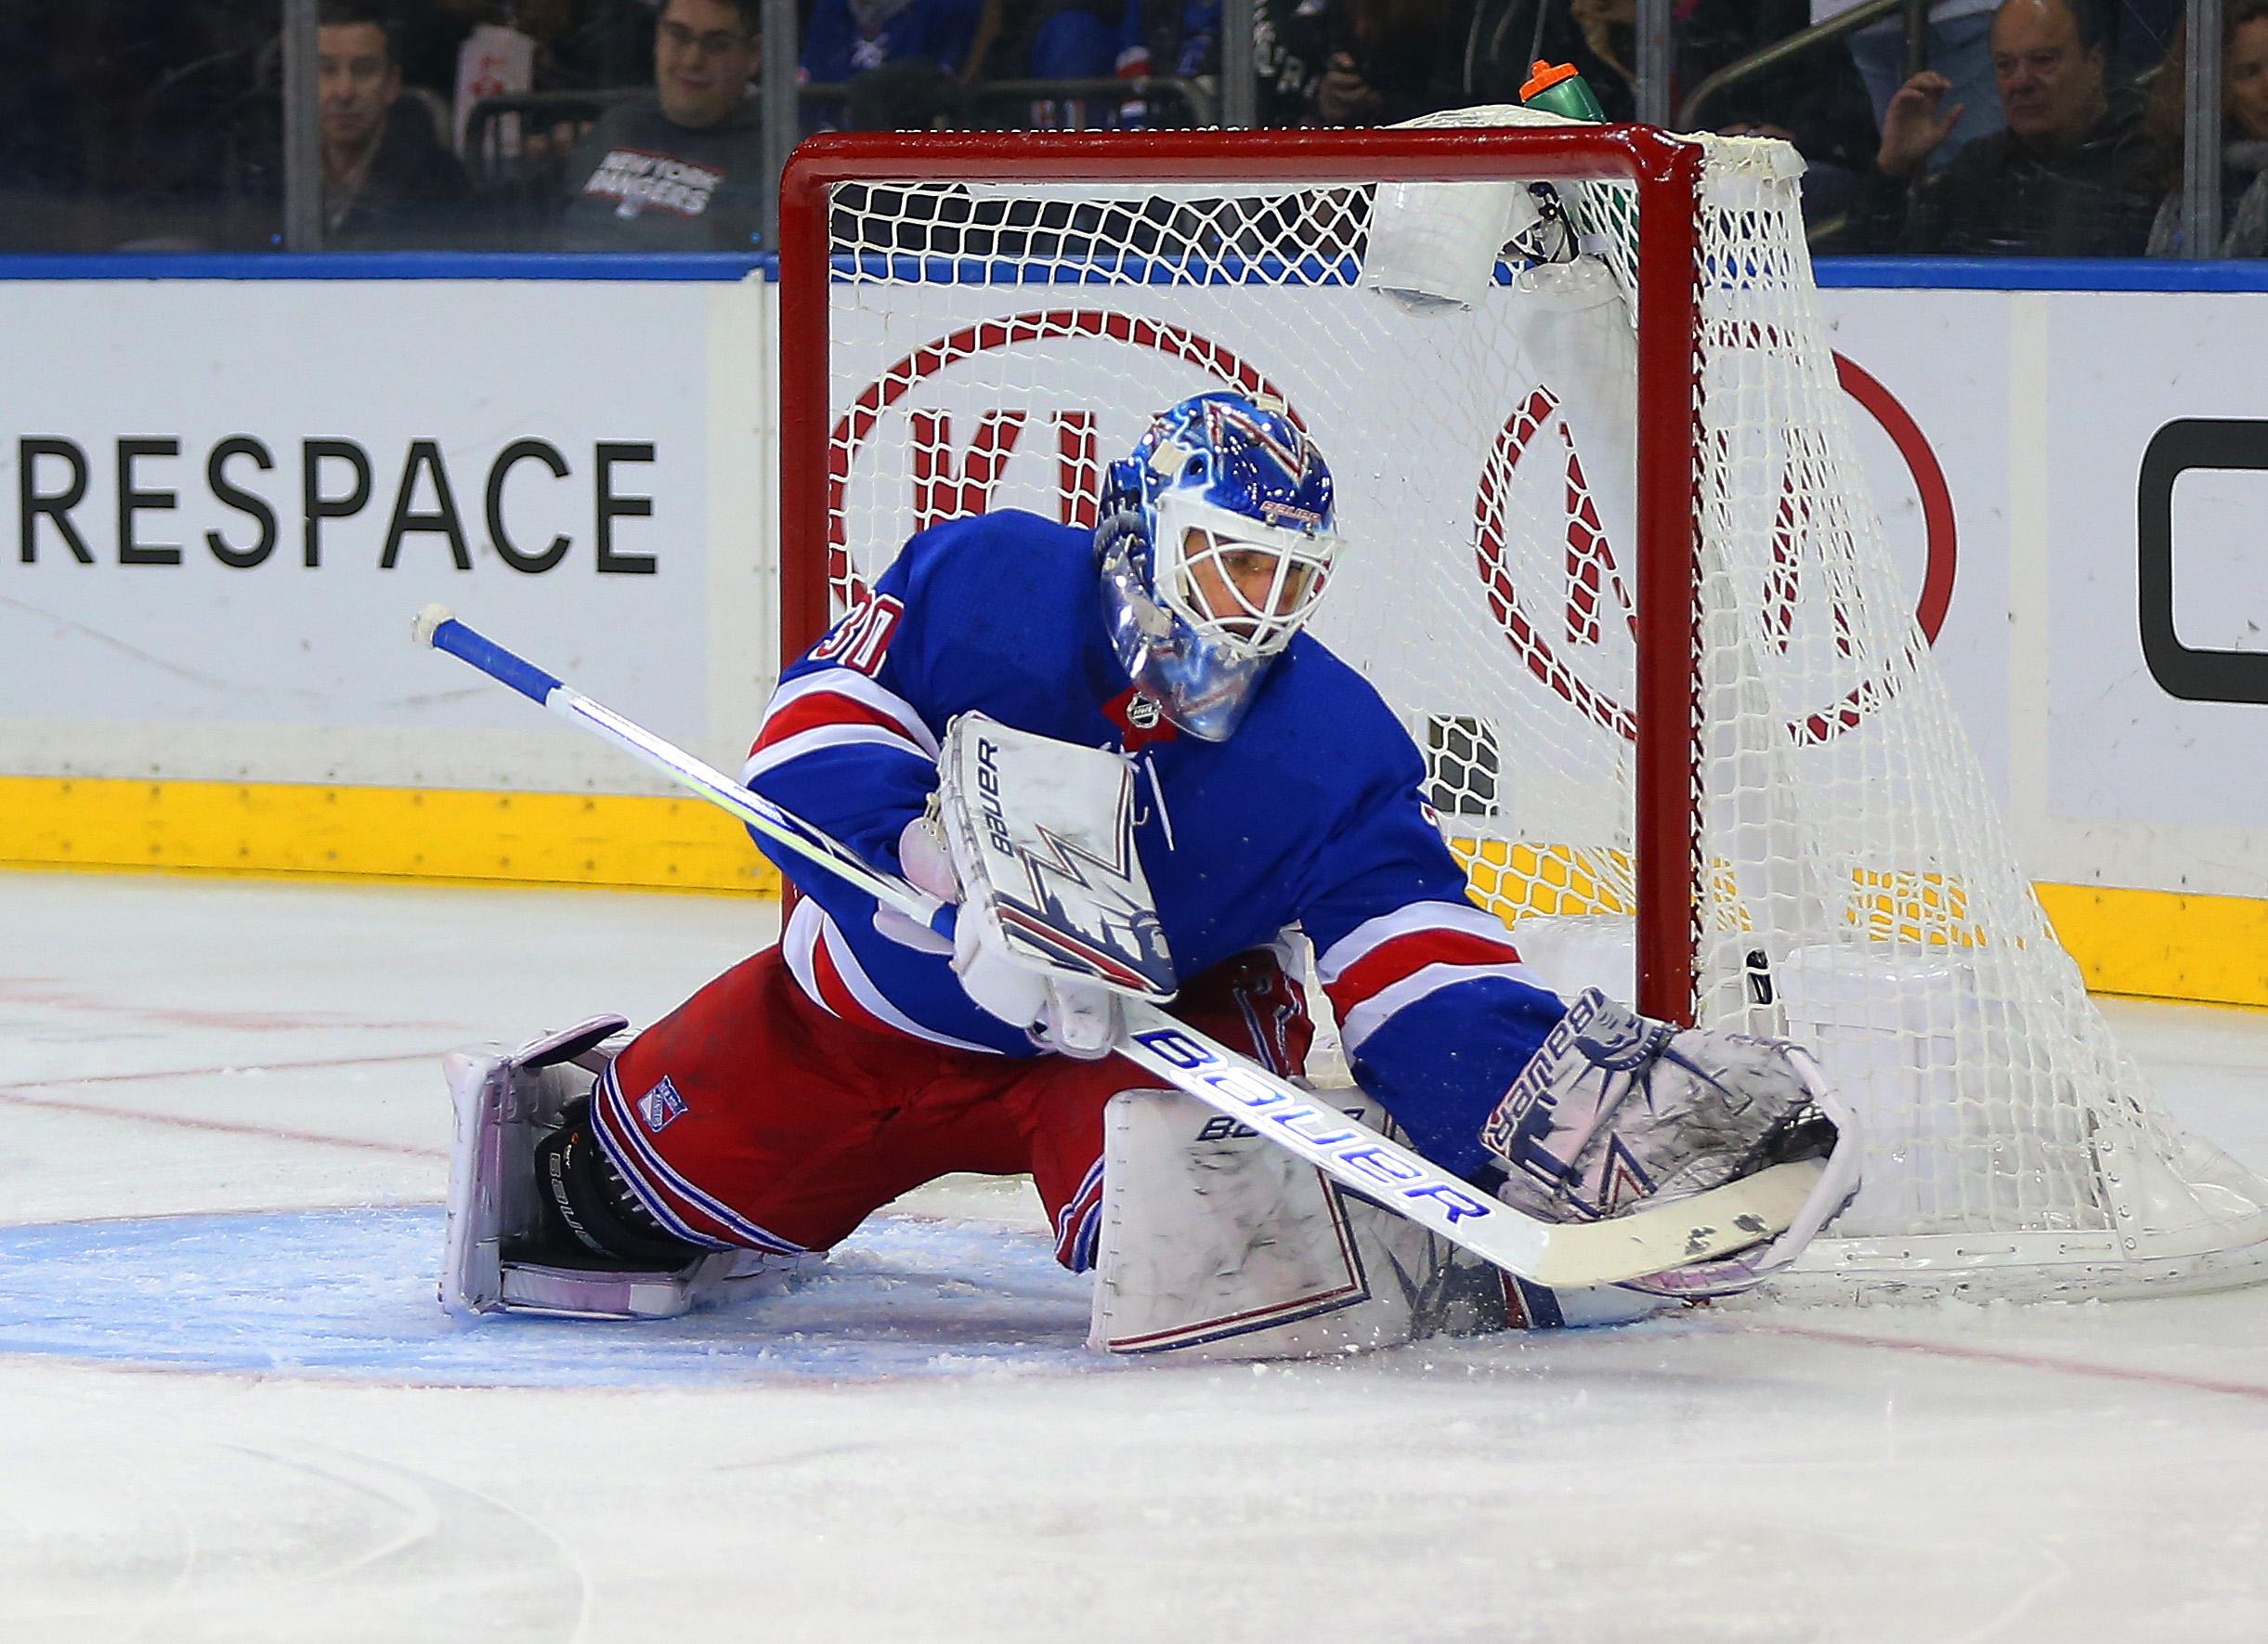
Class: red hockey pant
596,946,1310,1271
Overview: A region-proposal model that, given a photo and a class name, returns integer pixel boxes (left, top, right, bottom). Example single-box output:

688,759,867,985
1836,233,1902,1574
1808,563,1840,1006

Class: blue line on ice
0,1207,1110,1387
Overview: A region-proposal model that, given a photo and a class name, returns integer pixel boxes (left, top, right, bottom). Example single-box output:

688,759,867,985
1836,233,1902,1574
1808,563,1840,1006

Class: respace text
10,436,658,573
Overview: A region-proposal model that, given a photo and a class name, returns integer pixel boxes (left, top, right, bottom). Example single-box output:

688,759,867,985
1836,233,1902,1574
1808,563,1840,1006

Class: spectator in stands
1175,0,1453,127
316,1,473,247
1314,0,1459,125
1010,0,1151,85
2141,0,2268,255
801,0,991,129
1246,0,1332,124
1850,0,2157,255
1812,0,2004,165
1454,0,1633,116
556,0,766,250
406,2,658,98
985,0,1163,127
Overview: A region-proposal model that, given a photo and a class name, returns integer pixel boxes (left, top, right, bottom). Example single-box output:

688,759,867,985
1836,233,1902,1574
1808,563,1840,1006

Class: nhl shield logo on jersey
637,1076,690,1134
1103,685,1176,753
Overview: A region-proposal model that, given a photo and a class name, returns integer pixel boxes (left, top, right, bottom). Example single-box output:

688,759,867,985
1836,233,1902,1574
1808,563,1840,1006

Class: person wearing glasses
557,0,765,251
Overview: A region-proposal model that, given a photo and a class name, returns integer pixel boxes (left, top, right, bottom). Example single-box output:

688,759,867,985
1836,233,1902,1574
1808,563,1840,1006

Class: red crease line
1717,1316,2268,1403
0,1050,456,1159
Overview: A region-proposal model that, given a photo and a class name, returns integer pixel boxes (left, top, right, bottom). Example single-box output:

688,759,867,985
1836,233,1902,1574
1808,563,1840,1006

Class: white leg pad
1087,1088,1500,1359
438,1016,821,1322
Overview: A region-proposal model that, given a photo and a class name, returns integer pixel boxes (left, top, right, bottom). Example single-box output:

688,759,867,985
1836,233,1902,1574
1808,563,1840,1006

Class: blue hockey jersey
743,510,1566,1177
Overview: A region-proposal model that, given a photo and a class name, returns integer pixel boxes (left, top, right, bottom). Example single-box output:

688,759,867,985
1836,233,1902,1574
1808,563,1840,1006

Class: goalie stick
411,603,1828,1290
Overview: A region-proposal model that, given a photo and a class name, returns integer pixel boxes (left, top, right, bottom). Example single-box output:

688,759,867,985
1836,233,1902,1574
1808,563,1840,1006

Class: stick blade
1526,1158,1826,1289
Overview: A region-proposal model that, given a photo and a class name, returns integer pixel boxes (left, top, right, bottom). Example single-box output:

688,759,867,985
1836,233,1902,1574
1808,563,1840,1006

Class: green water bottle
1519,59,1607,123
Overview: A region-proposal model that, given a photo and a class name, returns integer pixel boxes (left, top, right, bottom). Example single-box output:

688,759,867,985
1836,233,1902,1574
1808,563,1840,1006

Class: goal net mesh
805,112,2268,1298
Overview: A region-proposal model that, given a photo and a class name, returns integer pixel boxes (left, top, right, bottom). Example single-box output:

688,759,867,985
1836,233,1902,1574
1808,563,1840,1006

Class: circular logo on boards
1471,353,1957,748
828,309,1303,609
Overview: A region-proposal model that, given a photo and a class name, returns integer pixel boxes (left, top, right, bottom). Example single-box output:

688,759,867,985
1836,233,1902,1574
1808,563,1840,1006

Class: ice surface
4,872,2267,1643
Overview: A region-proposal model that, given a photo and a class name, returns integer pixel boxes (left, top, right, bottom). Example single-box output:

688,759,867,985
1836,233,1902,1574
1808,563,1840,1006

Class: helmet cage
1150,489,1338,661
1093,391,1343,739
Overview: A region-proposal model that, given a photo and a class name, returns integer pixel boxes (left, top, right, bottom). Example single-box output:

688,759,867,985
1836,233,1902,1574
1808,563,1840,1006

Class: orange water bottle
1519,60,1608,122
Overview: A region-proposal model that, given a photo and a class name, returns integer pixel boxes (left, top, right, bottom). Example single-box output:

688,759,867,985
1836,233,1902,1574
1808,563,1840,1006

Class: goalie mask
1097,393,1342,741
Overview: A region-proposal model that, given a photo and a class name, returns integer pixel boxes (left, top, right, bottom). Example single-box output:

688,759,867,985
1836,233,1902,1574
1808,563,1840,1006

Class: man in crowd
1851,0,2157,254
1812,0,2004,166
316,0,471,248
557,0,765,251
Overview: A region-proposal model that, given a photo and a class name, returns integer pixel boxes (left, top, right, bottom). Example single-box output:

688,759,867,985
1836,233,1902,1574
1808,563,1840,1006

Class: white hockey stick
412,604,1823,1289
410,604,957,943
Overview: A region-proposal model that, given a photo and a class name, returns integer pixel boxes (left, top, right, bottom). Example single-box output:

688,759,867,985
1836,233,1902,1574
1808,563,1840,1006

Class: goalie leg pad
1088,1088,1506,1359
1480,989,1861,1296
440,1015,821,1321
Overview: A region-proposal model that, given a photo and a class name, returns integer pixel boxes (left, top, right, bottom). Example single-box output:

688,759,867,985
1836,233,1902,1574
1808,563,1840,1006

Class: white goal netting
800,112,2268,1299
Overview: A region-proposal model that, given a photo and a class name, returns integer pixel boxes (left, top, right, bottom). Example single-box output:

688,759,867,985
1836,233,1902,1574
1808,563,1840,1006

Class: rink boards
0,256,2262,1004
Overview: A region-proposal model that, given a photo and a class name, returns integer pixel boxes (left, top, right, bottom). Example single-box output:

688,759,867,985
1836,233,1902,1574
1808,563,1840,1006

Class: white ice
4,871,2267,1644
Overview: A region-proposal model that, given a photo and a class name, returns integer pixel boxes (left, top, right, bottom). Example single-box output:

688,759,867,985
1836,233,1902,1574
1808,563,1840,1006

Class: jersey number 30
813,594,904,677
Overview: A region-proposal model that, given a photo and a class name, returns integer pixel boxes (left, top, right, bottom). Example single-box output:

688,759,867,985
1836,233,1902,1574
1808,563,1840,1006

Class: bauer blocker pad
935,711,1178,1001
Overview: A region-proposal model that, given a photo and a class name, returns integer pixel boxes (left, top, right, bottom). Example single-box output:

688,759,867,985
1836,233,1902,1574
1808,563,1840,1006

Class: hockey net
779,113,2268,1300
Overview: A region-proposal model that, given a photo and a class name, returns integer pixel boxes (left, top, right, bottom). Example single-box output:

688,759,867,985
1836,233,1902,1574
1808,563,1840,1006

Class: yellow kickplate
0,775,779,896
2038,881,2267,1010
3,778,2260,1007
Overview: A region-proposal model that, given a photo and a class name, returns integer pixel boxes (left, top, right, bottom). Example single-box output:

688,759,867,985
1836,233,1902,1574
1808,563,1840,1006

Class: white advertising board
0,279,770,790
1822,287,2268,901
3,269,2261,908
1810,289,2014,797
2042,295,2268,837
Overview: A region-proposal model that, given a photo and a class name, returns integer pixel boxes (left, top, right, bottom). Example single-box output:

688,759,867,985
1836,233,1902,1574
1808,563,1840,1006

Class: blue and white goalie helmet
1097,392,1342,740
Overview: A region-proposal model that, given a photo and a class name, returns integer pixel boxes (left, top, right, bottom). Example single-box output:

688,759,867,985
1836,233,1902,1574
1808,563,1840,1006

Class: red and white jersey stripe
1315,901,1547,1054
781,898,1001,1054
743,669,938,786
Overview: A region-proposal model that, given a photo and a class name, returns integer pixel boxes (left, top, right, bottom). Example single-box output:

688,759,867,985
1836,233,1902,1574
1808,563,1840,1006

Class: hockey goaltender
436,392,1860,1359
